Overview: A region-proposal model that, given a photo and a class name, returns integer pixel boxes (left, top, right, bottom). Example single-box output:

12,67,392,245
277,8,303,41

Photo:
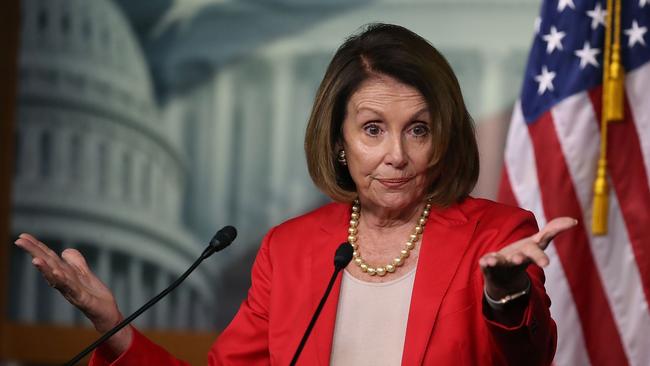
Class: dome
20,0,157,125
10,0,213,330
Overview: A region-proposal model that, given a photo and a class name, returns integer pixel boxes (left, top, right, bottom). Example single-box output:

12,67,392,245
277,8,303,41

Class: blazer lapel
401,203,477,365
308,204,349,366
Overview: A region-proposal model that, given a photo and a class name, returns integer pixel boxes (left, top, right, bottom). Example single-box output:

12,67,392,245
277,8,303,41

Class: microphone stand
63,226,237,366
289,242,353,366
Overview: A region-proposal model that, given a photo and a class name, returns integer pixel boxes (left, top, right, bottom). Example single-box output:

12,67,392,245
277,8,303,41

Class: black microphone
289,242,353,366
63,226,238,366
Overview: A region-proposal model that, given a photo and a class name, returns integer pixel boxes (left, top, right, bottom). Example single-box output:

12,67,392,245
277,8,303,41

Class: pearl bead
348,198,429,277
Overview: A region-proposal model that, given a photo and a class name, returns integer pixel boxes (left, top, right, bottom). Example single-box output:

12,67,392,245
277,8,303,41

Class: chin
370,193,422,210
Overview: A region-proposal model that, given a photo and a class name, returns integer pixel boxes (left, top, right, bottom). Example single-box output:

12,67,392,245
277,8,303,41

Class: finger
18,233,58,259
531,217,578,249
508,252,528,266
15,237,64,273
14,237,49,259
521,244,550,267
62,249,91,276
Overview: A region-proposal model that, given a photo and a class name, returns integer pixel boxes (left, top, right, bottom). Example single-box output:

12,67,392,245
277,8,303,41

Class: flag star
542,26,567,54
535,66,556,95
586,3,607,30
625,20,648,47
534,17,542,35
641,0,648,7
574,42,601,68
558,0,576,12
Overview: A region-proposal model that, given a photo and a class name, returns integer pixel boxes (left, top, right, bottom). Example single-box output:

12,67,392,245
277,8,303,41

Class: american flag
499,1,650,365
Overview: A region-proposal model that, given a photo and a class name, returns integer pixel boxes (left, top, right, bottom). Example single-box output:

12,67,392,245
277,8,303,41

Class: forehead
348,75,427,111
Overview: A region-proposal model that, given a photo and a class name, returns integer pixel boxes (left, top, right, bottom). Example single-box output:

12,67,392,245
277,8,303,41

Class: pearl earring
337,150,347,165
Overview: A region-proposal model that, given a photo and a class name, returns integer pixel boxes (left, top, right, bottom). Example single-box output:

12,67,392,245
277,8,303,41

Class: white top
330,267,417,366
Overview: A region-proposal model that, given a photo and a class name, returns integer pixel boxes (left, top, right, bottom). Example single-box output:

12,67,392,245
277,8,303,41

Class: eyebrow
355,106,430,119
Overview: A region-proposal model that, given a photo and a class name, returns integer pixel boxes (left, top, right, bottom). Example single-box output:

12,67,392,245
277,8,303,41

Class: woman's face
342,75,434,211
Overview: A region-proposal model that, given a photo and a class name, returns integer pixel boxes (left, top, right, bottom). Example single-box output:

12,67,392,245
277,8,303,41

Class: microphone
289,242,353,366
63,226,237,366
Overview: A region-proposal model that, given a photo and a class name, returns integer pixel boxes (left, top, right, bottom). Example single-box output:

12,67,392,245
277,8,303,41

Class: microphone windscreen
210,225,238,252
334,242,354,269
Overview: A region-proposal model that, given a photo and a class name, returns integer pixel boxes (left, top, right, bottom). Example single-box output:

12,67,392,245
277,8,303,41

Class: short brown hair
304,23,479,206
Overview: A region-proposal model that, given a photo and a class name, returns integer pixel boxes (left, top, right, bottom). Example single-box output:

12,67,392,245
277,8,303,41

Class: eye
363,123,382,137
409,123,430,138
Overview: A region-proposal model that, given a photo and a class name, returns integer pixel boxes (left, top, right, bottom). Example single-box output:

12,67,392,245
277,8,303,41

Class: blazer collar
402,201,477,365
311,203,349,366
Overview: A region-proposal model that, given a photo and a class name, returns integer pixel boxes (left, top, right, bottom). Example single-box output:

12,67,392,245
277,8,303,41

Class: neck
358,199,427,230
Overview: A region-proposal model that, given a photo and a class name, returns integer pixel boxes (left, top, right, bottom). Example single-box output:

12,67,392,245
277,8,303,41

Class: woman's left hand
479,217,578,301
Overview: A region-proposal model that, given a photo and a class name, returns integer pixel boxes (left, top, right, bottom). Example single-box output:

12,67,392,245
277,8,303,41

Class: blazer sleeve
208,227,276,365
89,327,190,366
481,209,557,366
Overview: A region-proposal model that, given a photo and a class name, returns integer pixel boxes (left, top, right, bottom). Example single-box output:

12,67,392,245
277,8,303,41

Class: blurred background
1,0,541,364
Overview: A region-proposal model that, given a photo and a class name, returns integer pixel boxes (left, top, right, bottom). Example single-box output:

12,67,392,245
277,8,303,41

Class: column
267,55,295,221
153,270,171,328
175,288,191,329
17,251,38,322
128,257,147,327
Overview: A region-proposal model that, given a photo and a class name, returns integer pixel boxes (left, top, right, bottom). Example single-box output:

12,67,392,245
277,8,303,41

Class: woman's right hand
14,233,132,358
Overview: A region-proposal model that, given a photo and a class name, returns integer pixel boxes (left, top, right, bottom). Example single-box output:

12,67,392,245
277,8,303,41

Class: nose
384,135,408,168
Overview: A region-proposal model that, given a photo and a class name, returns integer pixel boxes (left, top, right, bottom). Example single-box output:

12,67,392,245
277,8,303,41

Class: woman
15,23,575,365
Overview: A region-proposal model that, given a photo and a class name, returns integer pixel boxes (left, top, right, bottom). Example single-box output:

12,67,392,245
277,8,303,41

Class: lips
376,177,413,188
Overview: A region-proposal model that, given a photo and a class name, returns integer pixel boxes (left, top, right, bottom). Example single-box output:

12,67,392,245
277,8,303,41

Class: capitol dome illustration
10,0,215,330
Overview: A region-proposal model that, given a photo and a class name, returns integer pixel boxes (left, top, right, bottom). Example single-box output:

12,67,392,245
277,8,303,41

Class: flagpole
592,0,624,235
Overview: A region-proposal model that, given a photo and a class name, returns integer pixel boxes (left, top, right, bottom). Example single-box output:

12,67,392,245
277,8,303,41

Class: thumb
61,248,92,275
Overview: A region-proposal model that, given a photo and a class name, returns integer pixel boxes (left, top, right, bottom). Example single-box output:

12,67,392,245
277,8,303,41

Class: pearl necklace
348,198,432,277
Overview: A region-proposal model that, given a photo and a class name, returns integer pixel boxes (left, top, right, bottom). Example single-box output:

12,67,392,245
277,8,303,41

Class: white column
211,69,236,227
153,270,171,328
267,55,295,221
22,125,40,182
175,288,191,329
17,252,38,322
52,126,68,187
128,258,147,327
479,50,507,117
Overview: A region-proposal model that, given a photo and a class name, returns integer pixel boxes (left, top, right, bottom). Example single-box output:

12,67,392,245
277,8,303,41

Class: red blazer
91,197,556,365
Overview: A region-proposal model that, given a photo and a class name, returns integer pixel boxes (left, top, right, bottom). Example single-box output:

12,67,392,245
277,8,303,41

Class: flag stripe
552,93,650,365
503,103,591,366
527,111,629,366
627,60,650,187
587,87,650,311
